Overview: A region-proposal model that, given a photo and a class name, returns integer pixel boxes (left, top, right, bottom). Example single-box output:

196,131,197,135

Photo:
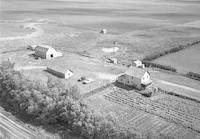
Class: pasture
153,44,200,73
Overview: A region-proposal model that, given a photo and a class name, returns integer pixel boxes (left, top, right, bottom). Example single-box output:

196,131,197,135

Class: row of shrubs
143,40,200,61
159,88,200,104
185,72,200,81
0,61,137,139
142,61,177,72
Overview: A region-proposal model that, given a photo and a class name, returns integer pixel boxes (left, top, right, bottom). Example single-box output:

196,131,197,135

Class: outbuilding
47,66,73,79
117,68,152,90
100,29,107,34
34,44,62,59
132,60,145,68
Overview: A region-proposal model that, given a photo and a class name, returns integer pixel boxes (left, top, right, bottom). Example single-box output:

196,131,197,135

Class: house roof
125,67,148,78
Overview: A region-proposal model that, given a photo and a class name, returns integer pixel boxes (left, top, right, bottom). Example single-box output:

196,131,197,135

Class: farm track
104,89,200,133
0,113,37,139
81,83,111,99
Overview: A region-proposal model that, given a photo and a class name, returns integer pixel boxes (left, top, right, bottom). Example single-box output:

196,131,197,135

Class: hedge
143,61,177,72
143,40,200,61
185,72,200,81
159,88,200,104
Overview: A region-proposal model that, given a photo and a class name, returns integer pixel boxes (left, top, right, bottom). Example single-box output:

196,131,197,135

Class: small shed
100,29,107,34
132,60,145,68
47,66,73,79
34,44,62,59
117,68,152,90
106,58,117,64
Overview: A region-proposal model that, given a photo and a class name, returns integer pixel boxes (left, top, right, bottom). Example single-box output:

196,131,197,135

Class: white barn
117,68,152,90
47,66,73,79
34,45,62,59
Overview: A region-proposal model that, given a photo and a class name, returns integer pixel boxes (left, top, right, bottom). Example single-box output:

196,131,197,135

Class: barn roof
35,44,54,53
125,67,148,78
47,65,73,74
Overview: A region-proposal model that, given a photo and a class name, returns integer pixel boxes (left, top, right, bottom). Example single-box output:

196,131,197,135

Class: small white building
117,68,152,90
106,58,118,64
100,29,107,34
47,66,73,79
132,60,145,68
34,44,62,59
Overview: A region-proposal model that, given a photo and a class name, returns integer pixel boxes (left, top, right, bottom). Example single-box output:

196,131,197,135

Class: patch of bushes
143,61,177,72
143,40,200,61
0,61,137,139
159,88,200,104
185,72,200,81
140,85,158,97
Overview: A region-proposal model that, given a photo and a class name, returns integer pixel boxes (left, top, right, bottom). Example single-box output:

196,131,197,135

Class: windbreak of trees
143,40,200,61
185,72,200,81
142,61,177,72
0,61,138,139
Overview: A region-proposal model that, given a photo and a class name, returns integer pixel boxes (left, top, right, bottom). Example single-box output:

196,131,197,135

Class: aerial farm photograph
0,0,200,138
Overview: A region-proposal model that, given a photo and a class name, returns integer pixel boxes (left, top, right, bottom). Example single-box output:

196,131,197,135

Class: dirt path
0,22,43,41
0,113,37,139
14,65,47,71
155,79,200,94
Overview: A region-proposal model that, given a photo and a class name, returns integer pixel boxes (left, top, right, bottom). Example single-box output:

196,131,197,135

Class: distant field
0,22,32,37
1,0,200,33
153,45,200,73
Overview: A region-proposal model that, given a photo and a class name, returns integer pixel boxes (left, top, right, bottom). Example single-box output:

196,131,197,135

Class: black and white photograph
0,0,200,138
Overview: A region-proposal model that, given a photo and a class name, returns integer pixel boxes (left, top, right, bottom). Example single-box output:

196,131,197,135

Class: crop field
101,105,200,139
97,86,200,138
151,94,200,118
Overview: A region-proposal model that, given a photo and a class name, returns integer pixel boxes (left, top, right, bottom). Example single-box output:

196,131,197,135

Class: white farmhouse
34,44,62,59
47,66,73,79
117,68,152,90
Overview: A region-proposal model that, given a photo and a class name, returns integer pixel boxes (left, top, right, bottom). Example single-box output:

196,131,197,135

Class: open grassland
153,44,200,73
1,0,200,58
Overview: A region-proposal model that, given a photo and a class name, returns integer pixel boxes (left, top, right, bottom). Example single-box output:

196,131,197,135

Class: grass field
153,44,200,73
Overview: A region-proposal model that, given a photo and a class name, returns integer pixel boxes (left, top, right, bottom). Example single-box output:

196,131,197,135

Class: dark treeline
143,40,200,61
185,72,200,81
142,61,177,72
0,61,174,139
159,88,200,104
0,61,138,139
